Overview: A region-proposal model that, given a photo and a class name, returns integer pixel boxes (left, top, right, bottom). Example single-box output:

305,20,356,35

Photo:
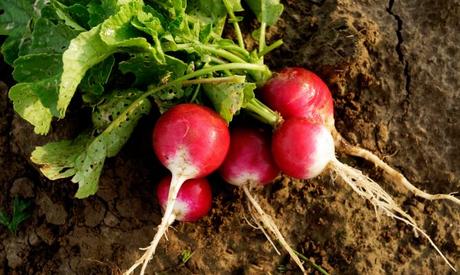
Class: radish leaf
31,89,151,198
119,53,187,85
204,81,256,123
80,56,115,104
245,0,283,26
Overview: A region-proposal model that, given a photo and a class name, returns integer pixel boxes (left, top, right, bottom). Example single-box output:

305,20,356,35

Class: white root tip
124,175,187,275
329,158,456,271
333,130,460,206
243,186,306,273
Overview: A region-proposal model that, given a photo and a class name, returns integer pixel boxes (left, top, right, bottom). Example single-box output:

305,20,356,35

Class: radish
261,67,460,205
219,127,305,272
125,103,230,275
261,67,334,129
271,117,456,271
156,176,212,222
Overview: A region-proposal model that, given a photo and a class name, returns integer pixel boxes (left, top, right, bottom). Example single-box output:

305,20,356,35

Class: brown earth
1,0,459,274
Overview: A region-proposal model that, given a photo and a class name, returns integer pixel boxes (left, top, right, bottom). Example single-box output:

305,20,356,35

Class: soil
1,0,459,274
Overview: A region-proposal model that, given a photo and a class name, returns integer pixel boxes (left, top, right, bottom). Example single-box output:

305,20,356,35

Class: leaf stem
105,63,268,133
173,43,248,64
244,98,282,127
219,44,250,59
198,44,247,63
222,0,245,49
259,22,267,53
258,39,283,57
182,75,246,86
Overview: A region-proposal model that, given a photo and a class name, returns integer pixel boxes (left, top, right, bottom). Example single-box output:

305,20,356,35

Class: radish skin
271,118,456,271
219,127,305,273
125,104,230,275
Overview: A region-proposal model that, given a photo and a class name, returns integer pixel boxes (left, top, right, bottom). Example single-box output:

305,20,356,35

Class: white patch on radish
167,147,199,179
308,126,335,178
228,172,261,187
171,200,189,221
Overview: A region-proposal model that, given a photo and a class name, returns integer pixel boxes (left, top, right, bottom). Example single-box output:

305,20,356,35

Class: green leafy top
1,0,283,198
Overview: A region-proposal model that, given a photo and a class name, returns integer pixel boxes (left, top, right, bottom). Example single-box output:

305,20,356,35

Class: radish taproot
125,103,230,275
219,127,305,272
261,67,460,205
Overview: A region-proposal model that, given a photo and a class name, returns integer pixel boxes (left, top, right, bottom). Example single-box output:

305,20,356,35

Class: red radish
271,117,456,270
126,103,230,275
260,67,460,206
260,67,334,129
156,176,212,222
153,104,230,179
272,118,334,179
219,127,305,272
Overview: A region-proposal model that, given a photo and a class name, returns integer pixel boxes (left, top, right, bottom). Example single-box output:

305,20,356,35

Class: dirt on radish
1,0,459,274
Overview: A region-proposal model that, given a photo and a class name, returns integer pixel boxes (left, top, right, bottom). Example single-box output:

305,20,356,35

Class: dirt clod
10,177,35,199
37,194,68,225
5,238,28,269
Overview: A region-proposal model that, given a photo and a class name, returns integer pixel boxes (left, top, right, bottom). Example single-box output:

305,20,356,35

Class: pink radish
271,117,456,270
220,127,279,187
126,103,230,275
156,176,212,222
260,67,460,205
219,127,305,272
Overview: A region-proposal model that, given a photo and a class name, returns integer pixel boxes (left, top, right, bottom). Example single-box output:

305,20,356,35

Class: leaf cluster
0,0,284,198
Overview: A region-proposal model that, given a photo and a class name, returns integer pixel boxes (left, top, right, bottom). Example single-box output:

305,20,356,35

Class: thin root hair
329,158,456,271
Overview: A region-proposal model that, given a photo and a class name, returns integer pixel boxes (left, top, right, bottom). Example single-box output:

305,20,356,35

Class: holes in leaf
0,9,4,15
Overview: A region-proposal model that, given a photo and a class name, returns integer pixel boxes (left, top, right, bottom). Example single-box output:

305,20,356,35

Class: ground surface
1,0,459,274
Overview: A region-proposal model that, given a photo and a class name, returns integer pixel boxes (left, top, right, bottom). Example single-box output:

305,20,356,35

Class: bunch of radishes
126,68,458,274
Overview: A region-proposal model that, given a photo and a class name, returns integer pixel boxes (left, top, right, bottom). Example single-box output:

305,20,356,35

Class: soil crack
387,0,411,113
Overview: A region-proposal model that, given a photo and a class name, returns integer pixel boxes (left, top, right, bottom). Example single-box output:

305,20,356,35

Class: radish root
242,185,306,273
246,205,282,255
124,175,186,275
332,129,460,206
329,158,456,271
